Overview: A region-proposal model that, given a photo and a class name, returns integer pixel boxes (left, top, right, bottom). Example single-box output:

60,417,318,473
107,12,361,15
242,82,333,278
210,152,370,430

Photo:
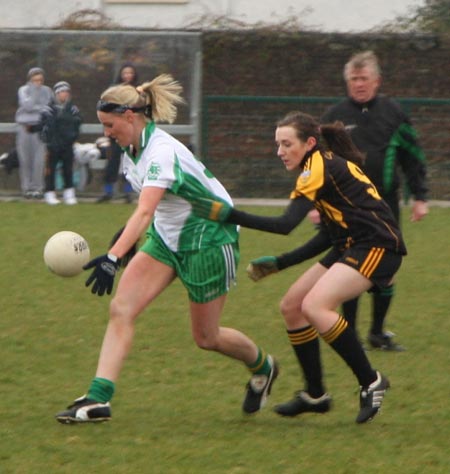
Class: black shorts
320,246,403,290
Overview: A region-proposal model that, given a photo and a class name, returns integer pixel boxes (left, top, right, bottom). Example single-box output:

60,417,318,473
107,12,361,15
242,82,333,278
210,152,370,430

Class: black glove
83,254,119,296
109,226,138,268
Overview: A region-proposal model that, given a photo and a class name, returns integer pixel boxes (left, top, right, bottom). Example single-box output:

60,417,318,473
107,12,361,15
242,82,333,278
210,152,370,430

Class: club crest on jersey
299,170,311,183
147,162,161,180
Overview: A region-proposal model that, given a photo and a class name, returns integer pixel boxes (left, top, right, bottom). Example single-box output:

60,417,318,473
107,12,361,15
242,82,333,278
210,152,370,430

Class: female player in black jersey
192,111,407,423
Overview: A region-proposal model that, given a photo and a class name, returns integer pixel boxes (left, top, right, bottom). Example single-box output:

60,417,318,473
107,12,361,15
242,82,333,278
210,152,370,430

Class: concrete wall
0,0,422,32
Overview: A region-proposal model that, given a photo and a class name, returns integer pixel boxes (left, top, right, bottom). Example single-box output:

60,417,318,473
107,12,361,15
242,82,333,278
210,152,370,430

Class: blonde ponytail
99,73,185,124
137,74,185,124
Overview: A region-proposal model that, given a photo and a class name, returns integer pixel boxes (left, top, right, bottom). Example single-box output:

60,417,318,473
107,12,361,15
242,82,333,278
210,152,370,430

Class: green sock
87,377,115,403
247,348,271,376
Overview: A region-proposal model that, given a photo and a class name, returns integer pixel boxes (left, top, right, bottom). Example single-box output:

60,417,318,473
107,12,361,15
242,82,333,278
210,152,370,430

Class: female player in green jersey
55,75,277,423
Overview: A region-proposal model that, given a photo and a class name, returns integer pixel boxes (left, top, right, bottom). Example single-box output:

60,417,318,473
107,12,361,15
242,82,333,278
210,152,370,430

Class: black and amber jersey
290,150,406,254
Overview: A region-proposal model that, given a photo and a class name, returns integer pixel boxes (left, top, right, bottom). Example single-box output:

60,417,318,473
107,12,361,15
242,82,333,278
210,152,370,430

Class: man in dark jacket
41,81,82,205
321,50,428,351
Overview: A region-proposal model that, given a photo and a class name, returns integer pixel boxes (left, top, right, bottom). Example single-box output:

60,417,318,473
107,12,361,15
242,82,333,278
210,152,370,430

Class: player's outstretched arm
109,226,140,267
192,196,313,235
246,228,332,282
276,228,331,269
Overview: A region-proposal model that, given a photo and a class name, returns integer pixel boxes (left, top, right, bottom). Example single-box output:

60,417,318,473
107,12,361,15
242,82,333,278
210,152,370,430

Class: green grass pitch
0,202,448,473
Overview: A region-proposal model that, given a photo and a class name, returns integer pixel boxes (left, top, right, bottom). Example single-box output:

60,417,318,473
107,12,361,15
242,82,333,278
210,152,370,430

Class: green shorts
140,229,240,303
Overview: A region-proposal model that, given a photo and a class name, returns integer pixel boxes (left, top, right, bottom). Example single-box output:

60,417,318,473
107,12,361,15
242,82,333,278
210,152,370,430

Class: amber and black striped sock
321,315,376,387
287,326,325,398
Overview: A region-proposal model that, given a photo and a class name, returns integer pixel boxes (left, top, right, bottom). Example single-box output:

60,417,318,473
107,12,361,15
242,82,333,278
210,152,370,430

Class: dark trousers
104,140,122,184
383,192,400,223
45,146,74,191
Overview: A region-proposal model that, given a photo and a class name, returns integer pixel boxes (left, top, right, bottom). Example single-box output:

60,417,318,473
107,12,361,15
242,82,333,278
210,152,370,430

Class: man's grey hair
343,51,381,81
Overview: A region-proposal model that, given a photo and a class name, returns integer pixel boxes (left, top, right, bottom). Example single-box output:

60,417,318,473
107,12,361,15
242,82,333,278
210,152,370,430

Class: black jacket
322,95,427,202
40,100,82,150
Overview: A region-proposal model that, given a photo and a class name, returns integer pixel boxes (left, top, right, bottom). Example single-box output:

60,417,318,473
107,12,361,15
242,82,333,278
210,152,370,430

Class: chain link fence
202,96,450,200
0,30,201,195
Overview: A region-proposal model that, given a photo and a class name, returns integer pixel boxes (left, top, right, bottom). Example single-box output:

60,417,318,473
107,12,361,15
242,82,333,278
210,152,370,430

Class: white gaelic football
43,231,90,277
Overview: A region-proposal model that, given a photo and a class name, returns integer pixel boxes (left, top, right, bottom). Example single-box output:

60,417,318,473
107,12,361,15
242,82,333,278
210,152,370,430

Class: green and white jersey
122,122,239,252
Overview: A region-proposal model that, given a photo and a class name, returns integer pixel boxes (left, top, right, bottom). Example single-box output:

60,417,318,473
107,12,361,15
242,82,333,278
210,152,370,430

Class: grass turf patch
0,203,448,473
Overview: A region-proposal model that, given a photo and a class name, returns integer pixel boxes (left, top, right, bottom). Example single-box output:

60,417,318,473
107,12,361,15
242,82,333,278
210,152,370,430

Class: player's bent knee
301,295,323,321
280,296,302,317
192,332,220,351
109,297,135,323
194,338,219,351
280,298,309,328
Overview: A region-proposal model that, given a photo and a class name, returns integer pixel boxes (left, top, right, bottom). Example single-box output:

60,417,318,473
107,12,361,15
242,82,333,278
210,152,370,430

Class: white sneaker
242,355,279,414
44,191,61,205
356,371,390,423
63,187,78,205
55,395,111,424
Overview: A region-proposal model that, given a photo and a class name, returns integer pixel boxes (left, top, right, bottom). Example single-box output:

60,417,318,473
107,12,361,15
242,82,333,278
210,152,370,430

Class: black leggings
103,140,122,184
45,146,74,191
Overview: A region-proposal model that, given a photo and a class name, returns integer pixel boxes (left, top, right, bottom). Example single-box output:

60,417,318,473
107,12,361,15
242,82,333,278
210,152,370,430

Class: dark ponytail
320,121,365,165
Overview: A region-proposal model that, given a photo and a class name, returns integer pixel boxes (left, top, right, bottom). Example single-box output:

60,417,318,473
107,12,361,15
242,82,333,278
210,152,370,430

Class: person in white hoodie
15,67,53,199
